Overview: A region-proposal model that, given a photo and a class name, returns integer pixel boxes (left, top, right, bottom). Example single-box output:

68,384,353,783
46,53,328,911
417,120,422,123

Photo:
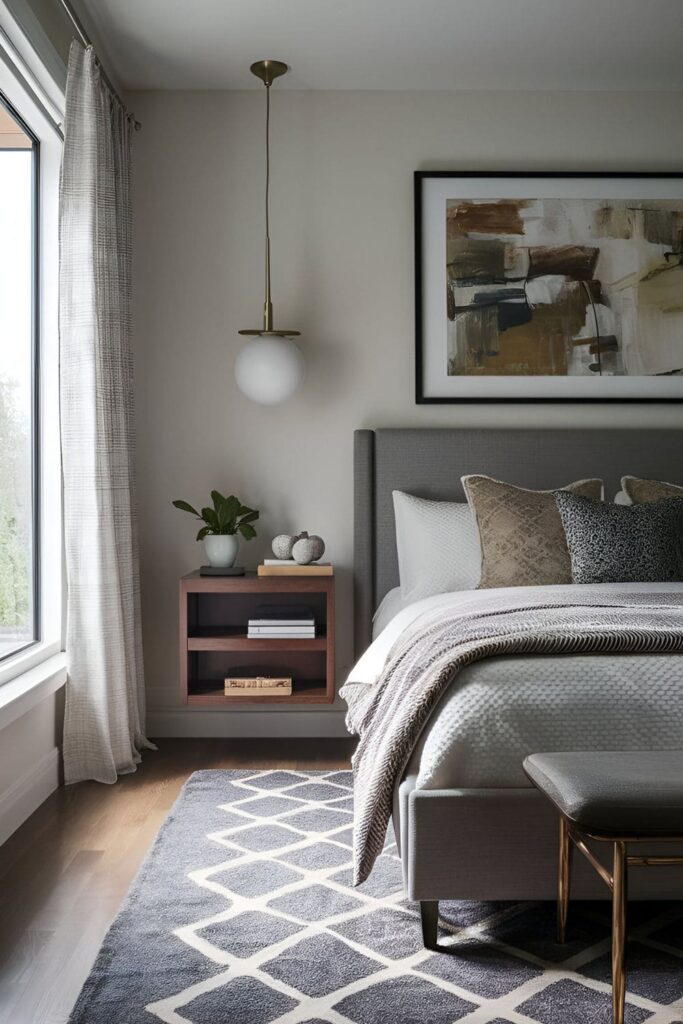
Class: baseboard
146,707,351,738
0,746,60,846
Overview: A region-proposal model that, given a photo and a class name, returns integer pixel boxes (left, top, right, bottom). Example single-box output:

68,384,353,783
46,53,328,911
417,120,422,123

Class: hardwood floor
0,737,355,1024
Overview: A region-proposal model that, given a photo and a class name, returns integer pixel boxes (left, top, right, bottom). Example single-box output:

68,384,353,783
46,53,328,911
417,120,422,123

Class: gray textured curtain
60,41,153,784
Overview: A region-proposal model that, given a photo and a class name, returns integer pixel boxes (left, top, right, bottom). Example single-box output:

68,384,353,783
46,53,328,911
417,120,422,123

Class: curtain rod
57,0,141,130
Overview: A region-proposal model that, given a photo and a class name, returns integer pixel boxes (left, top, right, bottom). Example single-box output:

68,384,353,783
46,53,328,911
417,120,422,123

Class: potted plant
172,491,259,567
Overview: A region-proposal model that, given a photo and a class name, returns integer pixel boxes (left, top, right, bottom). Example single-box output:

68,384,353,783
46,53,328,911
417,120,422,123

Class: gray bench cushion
524,751,683,836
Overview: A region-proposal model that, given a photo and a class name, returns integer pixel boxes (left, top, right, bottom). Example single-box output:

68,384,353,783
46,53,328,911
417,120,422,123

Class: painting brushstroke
445,197,683,378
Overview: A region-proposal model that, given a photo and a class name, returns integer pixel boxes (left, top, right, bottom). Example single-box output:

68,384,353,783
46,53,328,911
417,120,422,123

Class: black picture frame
415,170,683,404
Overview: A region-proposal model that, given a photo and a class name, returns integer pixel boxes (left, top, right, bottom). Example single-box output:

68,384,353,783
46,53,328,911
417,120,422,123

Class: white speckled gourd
272,534,297,559
271,531,314,560
292,534,326,565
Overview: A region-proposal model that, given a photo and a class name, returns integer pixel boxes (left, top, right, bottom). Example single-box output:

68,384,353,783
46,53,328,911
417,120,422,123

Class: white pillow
392,490,481,603
614,490,632,506
372,587,406,638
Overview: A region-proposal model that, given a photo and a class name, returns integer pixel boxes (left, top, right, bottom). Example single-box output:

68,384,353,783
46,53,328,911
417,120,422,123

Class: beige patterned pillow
462,475,603,588
622,476,683,504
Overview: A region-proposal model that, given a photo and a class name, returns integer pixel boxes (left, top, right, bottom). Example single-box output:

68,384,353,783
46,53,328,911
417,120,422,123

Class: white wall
130,89,683,735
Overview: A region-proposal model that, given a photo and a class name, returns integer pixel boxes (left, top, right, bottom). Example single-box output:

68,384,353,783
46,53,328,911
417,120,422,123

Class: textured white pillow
392,490,481,603
372,587,406,638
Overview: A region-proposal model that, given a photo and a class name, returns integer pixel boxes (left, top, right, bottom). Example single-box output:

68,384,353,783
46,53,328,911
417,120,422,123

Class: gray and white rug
69,770,683,1024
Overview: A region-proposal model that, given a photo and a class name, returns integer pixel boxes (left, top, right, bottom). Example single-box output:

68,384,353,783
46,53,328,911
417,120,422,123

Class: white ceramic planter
204,534,239,568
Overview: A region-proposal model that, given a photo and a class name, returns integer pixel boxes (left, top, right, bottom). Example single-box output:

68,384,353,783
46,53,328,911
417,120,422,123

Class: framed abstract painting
415,171,683,402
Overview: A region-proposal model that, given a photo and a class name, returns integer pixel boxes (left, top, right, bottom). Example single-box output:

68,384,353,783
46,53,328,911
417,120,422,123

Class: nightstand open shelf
179,571,335,705
187,625,328,652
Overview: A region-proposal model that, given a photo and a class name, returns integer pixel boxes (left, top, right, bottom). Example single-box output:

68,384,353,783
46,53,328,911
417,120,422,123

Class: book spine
246,626,317,634
249,620,316,627
223,684,290,692
248,626,316,634
257,565,333,576
223,687,293,697
224,681,292,688
262,559,330,566
225,677,292,688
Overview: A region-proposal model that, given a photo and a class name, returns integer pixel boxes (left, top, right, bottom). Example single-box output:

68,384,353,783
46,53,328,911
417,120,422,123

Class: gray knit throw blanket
340,588,683,884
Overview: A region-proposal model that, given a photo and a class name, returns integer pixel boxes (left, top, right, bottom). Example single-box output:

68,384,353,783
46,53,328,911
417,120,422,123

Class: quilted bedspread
340,587,683,884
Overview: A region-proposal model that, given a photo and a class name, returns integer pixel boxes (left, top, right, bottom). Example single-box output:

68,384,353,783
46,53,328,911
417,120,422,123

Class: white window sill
0,652,67,731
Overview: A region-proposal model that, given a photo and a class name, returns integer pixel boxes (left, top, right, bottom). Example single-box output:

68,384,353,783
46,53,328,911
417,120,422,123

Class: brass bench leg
612,841,627,1024
558,816,572,943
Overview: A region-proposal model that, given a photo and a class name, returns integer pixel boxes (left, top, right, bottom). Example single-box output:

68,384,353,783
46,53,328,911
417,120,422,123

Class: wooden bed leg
420,900,439,950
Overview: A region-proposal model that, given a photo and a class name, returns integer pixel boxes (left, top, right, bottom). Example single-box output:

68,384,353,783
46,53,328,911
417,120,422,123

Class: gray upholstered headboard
353,427,683,656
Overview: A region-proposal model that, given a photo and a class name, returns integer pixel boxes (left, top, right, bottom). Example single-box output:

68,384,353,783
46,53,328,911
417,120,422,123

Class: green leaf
218,496,238,533
238,522,257,541
201,507,220,532
238,504,256,516
224,494,241,517
237,510,259,525
225,505,239,532
210,490,226,512
215,498,231,531
172,499,200,517
196,526,211,541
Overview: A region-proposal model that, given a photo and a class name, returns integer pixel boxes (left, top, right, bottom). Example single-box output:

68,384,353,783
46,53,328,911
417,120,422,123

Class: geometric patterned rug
68,770,683,1024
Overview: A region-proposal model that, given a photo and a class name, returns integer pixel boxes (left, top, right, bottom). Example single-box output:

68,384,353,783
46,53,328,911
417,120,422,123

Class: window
0,97,37,662
0,19,62,686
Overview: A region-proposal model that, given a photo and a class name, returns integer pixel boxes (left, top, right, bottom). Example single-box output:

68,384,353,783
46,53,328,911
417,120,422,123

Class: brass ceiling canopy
249,59,288,87
239,59,300,337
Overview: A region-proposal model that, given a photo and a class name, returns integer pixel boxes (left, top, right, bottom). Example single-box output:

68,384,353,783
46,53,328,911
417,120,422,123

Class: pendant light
236,60,304,405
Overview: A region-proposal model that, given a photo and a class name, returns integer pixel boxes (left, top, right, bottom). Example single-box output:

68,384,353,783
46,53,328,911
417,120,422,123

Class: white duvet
347,583,683,791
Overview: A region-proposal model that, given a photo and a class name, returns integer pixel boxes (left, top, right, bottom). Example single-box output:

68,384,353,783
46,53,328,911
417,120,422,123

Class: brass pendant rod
264,80,273,331
239,60,300,338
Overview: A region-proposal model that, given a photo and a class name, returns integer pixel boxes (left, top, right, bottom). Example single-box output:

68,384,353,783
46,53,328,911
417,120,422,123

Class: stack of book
247,605,316,638
258,559,333,577
224,677,292,697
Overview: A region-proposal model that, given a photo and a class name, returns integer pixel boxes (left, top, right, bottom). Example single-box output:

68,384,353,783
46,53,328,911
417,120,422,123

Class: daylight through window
0,97,36,661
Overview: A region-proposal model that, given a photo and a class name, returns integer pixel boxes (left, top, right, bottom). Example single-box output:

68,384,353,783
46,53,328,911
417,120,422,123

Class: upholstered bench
524,751,683,1024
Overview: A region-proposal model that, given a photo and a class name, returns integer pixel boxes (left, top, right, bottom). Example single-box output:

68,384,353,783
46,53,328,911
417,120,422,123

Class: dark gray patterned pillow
554,491,683,585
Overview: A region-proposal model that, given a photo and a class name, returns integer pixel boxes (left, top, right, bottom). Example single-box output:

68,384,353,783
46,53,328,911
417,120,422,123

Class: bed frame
353,427,683,926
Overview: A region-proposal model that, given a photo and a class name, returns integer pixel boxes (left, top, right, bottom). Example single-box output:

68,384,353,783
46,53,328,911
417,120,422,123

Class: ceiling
75,0,683,92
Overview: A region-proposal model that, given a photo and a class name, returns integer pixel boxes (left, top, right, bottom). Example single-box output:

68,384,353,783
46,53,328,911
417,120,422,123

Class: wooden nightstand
179,571,335,705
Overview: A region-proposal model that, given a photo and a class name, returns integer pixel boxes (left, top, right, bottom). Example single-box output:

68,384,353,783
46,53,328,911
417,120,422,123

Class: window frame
0,89,40,665
0,31,62,688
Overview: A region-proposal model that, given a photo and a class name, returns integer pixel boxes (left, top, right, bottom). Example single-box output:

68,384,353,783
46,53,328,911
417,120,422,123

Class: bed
349,427,683,912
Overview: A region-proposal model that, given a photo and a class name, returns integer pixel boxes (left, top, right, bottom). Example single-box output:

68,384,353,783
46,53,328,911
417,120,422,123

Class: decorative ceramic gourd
292,534,325,565
272,534,297,560
272,531,325,563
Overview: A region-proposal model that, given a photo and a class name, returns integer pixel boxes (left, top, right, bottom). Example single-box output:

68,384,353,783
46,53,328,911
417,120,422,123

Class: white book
248,626,317,634
263,559,330,566
248,625,316,633
248,622,317,630
249,626,315,631
249,618,315,627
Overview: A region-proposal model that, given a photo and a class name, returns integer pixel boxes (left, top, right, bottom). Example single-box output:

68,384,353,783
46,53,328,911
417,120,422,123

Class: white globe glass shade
235,334,304,405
